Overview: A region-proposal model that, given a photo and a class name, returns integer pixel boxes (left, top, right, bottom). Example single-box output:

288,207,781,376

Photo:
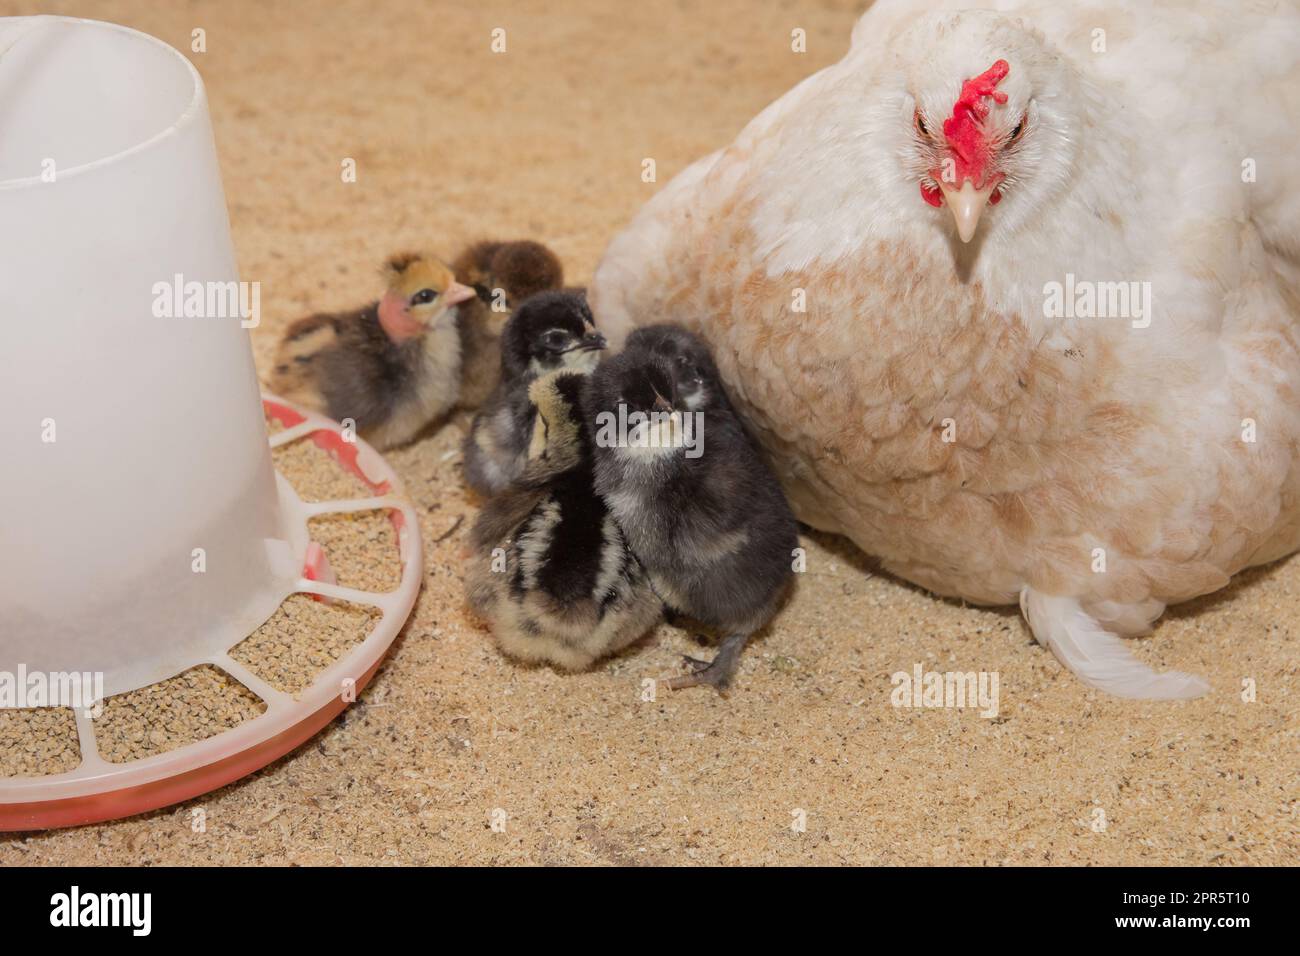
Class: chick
452,240,564,409
462,290,606,496
586,331,798,691
466,370,663,670
623,323,735,415
269,254,475,449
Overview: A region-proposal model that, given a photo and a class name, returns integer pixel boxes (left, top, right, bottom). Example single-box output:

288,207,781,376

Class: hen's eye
411,288,437,305
914,109,929,136
1006,114,1027,144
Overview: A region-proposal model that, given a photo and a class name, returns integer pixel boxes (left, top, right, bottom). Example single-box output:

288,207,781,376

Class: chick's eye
411,288,437,305
914,109,928,137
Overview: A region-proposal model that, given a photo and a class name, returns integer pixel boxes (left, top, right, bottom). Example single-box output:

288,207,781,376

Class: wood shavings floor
1,0,1294,865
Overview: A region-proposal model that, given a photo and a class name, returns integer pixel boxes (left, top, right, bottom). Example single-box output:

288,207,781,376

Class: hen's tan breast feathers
591,1,1300,698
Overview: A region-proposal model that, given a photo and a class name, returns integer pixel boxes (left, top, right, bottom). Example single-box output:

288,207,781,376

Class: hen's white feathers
591,1,1300,699
1021,589,1210,699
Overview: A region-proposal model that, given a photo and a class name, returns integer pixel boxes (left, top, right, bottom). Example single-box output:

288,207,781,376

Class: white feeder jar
0,16,421,829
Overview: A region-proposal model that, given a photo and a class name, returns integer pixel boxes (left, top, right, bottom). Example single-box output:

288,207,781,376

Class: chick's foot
661,633,749,694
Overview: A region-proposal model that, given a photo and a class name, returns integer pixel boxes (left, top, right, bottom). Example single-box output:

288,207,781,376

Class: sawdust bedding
2,0,1294,868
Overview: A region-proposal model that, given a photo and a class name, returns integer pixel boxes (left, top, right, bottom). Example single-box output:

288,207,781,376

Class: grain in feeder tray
271,436,373,503
230,595,381,696
307,510,402,593
95,665,265,764
0,707,82,778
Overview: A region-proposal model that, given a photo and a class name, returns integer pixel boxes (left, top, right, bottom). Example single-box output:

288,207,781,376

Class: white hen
591,1,1300,698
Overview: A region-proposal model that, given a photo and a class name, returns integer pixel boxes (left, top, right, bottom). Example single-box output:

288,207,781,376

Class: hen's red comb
941,59,1010,188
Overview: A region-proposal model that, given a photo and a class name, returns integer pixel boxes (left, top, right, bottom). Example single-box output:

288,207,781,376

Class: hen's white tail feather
1020,589,1209,700
1085,598,1165,637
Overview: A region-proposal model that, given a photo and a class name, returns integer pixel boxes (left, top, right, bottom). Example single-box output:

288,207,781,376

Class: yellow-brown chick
268,254,474,449
451,240,564,409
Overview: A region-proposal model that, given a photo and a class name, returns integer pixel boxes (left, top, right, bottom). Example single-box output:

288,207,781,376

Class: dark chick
452,239,564,409
622,323,737,415
466,370,663,670
462,290,606,496
586,331,798,692
269,254,475,449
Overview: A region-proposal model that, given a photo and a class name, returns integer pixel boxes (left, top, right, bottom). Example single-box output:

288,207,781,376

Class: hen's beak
939,180,995,243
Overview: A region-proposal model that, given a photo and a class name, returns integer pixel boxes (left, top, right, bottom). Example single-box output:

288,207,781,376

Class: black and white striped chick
462,291,606,496
451,239,564,410
586,329,798,692
269,254,474,449
466,370,663,670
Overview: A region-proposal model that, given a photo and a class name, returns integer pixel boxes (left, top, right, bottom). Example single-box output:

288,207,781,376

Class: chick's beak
580,330,608,352
938,180,995,244
443,281,477,306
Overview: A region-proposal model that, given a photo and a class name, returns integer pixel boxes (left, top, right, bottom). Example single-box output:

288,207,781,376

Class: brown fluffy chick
465,370,662,671
268,254,475,449
451,240,564,409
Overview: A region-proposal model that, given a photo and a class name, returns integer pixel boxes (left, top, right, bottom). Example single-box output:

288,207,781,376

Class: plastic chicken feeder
0,16,422,829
